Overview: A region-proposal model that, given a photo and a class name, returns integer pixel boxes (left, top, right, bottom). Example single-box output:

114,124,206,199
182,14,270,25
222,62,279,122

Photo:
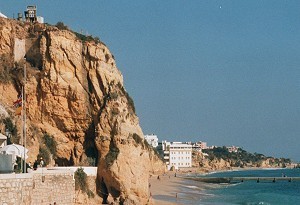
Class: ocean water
172,169,300,205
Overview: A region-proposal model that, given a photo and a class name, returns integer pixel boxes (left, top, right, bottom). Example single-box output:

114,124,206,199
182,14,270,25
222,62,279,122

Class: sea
155,168,300,205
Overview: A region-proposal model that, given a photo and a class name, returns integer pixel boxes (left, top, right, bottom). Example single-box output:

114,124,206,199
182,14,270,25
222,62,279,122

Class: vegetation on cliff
74,167,95,198
55,21,102,44
2,117,18,144
201,146,291,168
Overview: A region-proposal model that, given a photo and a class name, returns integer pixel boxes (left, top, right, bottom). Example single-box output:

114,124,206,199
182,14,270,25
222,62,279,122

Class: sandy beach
148,167,225,204
149,171,189,205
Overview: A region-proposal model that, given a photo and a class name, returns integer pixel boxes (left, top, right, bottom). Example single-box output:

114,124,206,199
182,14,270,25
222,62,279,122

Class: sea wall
0,169,75,205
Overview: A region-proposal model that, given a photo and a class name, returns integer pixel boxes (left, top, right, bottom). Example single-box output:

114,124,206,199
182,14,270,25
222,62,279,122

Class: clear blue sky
2,1,300,161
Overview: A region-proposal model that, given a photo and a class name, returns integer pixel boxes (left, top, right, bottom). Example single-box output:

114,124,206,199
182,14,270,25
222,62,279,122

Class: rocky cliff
193,147,291,172
0,18,163,204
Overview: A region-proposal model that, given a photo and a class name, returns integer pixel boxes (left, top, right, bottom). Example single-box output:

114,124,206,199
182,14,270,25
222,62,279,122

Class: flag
13,94,22,115
13,94,22,107
15,106,22,115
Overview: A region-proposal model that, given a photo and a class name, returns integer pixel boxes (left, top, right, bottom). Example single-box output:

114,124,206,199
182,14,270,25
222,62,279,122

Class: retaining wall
0,169,75,205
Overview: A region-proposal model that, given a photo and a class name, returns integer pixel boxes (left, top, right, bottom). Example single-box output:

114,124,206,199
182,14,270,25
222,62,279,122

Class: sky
1,1,299,161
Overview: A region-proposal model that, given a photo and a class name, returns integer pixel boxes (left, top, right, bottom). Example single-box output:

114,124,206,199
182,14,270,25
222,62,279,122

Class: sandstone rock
0,18,164,204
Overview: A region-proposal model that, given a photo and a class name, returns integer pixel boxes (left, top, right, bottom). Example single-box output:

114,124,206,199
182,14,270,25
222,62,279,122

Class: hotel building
161,141,192,170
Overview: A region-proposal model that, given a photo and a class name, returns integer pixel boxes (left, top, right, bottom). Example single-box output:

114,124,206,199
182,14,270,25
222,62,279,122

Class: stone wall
0,169,75,205
0,173,33,205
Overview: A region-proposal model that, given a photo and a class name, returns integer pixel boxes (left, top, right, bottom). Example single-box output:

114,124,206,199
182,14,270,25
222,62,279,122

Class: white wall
14,38,26,62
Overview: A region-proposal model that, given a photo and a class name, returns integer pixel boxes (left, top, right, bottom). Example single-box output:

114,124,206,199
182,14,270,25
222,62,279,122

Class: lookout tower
24,5,37,22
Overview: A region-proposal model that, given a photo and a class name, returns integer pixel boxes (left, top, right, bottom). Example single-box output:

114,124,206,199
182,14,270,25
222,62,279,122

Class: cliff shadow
83,122,98,166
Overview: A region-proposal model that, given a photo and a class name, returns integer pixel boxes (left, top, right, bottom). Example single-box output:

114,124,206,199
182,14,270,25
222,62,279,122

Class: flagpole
21,86,24,173
23,59,26,173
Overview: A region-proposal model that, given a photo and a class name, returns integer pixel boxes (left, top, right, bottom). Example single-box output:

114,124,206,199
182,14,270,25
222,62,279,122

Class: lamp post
5,128,11,146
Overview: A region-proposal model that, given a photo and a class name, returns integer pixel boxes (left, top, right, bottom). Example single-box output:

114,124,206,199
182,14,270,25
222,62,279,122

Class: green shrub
73,31,101,44
117,83,136,114
74,167,87,191
132,133,141,144
110,92,118,100
43,133,57,157
2,117,18,144
105,146,119,167
74,167,95,197
110,108,119,116
0,66,11,83
87,189,95,198
55,21,68,30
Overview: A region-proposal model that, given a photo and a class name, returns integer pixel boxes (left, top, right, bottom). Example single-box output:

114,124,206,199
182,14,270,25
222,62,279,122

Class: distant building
192,141,208,152
25,5,37,22
24,5,44,23
227,146,239,153
160,141,192,170
197,141,207,149
144,134,158,148
207,145,218,149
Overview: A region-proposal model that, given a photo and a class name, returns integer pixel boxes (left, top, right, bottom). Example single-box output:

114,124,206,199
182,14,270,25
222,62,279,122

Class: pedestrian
33,160,38,170
40,157,44,167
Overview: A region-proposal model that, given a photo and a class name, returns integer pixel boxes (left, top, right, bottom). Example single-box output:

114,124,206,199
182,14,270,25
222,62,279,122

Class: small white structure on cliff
23,5,44,23
160,140,192,170
24,5,37,22
0,12,7,18
144,134,158,148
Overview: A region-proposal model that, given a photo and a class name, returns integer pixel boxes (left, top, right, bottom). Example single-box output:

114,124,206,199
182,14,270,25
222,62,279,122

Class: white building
161,141,192,170
37,16,44,23
227,146,239,153
144,134,158,148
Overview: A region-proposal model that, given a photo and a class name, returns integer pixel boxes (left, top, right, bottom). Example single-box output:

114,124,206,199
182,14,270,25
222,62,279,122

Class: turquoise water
172,169,300,205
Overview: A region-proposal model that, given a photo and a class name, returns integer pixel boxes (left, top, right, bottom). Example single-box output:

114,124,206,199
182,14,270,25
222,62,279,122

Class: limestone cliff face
0,18,163,204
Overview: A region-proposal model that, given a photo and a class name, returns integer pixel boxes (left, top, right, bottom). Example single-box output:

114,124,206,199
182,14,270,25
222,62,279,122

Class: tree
55,21,68,30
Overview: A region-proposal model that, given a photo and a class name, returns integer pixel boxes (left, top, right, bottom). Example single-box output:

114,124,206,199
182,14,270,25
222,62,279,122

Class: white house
161,141,192,170
144,134,158,148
